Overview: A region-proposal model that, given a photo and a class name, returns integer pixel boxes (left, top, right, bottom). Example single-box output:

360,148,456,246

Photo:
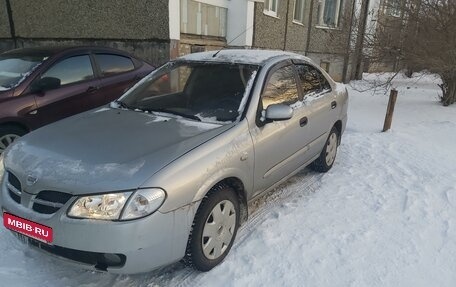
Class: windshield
0,55,48,90
118,62,259,123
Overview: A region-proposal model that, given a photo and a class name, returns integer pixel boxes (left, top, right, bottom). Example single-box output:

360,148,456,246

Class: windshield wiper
146,108,201,122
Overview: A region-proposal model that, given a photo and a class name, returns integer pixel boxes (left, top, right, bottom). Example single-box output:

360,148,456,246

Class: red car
0,46,154,154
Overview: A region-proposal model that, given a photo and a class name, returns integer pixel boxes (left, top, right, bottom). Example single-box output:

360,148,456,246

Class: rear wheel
185,185,240,271
0,125,26,154
310,126,339,172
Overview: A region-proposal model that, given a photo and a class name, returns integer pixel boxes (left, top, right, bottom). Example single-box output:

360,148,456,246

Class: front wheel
310,127,339,172
0,125,27,155
185,185,240,271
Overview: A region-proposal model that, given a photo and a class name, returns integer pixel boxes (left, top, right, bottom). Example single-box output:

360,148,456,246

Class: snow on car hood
3,108,233,195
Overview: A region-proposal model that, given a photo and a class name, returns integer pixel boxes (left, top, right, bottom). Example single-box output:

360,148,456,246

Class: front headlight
67,188,166,221
121,188,166,220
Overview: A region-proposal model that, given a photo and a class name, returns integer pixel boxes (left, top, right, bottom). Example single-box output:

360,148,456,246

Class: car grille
6,172,21,204
6,171,73,214
32,190,73,214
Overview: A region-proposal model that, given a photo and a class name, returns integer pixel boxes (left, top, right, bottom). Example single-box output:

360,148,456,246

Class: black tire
185,185,240,271
310,126,339,173
0,125,27,154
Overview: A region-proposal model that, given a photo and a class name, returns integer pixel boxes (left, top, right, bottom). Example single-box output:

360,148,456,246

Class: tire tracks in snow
173,170,324,287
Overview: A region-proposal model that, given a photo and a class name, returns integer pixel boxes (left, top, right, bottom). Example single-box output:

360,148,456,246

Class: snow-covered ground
1,73,455,287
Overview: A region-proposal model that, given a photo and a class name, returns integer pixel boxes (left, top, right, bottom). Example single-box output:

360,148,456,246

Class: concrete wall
0,0,170,65
0,0,10,38
253,1,288,50
0,1,15,53
307,52,346,82
307,0,354,55
252,0,354,82
284,0,309,52
9,0,169,40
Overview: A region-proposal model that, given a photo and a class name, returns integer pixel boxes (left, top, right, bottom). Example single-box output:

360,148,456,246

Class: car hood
4,107,233,195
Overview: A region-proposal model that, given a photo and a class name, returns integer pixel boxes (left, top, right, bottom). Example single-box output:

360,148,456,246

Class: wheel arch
333,120,343,145
183,176,248,269
202,177,248,225
191,176,248,226
0,121,30,134
220,177,248,224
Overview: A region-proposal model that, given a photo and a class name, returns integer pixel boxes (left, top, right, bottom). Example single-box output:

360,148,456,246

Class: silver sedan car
0,50,348,274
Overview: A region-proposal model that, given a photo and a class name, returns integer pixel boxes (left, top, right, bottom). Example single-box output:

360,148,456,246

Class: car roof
1,46,132,58
178,49,312,65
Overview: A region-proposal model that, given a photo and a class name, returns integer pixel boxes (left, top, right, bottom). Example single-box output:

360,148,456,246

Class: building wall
253,1,288,50
307,0,354,55
178,34,226,57
284,0,310,52
0,0,171,65
307,53,346,82
252,0,354,82
9,0,169,40
0,0,10,38
0,1,15,53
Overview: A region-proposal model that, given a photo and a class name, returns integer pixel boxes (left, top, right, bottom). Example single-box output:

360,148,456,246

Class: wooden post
382,89,398,132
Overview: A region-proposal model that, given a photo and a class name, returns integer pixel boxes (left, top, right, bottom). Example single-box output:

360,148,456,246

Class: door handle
87,86,99,93
299,116,308,127
331,101,337,109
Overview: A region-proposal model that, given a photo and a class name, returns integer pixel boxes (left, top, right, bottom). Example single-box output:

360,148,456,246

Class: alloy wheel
0,134,20,154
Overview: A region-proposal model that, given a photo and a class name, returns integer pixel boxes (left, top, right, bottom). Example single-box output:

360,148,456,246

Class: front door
251,62,314,196
31,54,100,127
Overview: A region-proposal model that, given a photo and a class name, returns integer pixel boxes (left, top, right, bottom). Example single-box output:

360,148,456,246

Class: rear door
251,61,314,196
31,54,100,127
294,63,336,158
92,53,141,105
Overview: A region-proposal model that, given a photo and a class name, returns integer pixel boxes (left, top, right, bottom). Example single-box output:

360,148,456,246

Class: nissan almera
0,50,348,274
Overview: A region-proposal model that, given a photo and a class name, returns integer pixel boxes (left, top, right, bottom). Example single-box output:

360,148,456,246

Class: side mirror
265,104,293,121
31,77,61,93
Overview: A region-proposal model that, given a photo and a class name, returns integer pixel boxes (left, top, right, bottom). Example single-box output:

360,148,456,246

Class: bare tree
370,0,456,105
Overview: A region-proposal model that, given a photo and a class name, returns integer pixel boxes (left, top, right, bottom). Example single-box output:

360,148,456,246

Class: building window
293,0,306,24
180,0,227,37
385,0,401,17
318,0,343,28
264,0,279,17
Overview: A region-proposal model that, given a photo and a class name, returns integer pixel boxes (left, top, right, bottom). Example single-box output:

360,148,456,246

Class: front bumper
0,178,193,274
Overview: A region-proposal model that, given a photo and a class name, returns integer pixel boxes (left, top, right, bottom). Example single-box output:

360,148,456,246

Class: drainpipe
304,0,315,56
283,0,291,51
342,0,358,82
5,0,17,48
354,0,371,80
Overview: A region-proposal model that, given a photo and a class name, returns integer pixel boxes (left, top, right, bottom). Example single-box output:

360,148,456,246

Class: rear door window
42,55,94,86
95,54,135,77
295,64,331,98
